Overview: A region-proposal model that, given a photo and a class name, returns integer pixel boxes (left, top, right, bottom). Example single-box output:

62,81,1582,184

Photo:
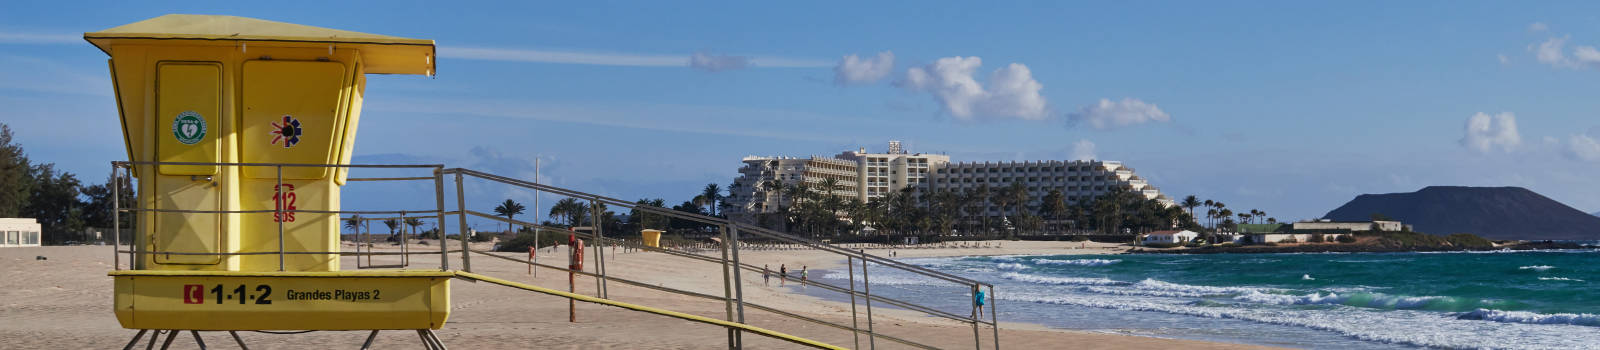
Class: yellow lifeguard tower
91,14,451,346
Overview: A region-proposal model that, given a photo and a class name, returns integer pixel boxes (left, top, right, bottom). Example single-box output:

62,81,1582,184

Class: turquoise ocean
809,247,1600,349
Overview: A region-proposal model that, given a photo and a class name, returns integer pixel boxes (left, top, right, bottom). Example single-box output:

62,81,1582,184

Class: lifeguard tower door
152,62,224,265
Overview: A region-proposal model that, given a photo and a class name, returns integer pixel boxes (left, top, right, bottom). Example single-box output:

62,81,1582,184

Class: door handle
190,175,213,182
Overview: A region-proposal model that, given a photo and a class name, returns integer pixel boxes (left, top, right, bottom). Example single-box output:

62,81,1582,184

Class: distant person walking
780,264,788,285
974,288,987,319
800,266,808,282
763,265,771,286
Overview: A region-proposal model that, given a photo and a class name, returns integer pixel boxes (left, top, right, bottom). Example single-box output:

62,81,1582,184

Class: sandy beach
0,241,1280,349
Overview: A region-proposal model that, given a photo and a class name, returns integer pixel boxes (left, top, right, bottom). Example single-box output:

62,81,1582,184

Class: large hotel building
725,141,1173,224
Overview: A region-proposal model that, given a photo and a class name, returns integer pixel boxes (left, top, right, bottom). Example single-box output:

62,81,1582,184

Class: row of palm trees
1176,195,1276,232
344,215,429,240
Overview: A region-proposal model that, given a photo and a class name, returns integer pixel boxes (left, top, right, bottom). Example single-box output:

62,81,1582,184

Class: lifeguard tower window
154,62,223,265
242,60,347,180
155,62,221,175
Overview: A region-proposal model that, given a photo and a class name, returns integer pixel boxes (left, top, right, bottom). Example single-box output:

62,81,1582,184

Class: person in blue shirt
974,288,987,319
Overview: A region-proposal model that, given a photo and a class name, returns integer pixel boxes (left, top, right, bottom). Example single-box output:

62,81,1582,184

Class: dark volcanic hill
1322,186,1600,240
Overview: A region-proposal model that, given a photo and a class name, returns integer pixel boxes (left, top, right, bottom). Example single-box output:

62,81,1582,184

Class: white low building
1,218,43,247
1142,230,1198,245
1292,220,1406,232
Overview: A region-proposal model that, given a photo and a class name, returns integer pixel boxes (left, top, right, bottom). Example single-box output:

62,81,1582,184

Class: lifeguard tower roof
84,14,435,75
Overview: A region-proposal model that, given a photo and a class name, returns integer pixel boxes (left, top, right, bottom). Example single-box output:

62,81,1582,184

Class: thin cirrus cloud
898,56,1048,121
0,32,80,44
689,52,748,72
439,46,828,70
1459,112,1521,153
833,51,895,85
1066,98,1172,130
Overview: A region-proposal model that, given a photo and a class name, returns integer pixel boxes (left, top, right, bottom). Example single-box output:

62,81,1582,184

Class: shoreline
0,242,1292,349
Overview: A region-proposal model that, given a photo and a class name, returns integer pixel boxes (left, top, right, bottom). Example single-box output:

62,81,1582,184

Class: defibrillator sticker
270,115,303,148
171,111,206,145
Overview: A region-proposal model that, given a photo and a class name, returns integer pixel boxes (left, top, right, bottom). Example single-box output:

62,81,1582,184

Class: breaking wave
996,291,1598,349
1032,258,1121,266
1519,265,1555,271
1457,309,1600,327
999,272,1123,286
996,263,1030,271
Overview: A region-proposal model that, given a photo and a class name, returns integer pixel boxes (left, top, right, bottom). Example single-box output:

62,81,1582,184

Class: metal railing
108,161,1001,349
446,168,1000,349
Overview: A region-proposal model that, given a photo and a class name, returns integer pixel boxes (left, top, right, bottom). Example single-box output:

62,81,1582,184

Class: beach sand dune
0,242,1276,349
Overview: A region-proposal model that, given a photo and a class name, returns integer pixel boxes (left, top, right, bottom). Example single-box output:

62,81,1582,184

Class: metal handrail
471,250,940,350
466,213,984,325
447,168,1001,349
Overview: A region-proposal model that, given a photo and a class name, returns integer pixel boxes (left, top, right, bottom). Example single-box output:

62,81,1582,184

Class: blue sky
3,1,1599,222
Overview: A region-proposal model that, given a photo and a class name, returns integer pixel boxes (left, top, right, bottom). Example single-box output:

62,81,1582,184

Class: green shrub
495,232,569,252
1308,233,1326,243
1279,237,1298,243
1336,235,1357,243
1444,233,1494,249
1143,243,1180,248
1070,235,1091,242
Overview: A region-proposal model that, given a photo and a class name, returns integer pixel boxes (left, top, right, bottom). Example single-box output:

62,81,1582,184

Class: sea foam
996,290,1600,349
1032,258,1121,266
996,263,1030,271
1519,265,1555,271
999,272,1124,286
1457,308,1600,327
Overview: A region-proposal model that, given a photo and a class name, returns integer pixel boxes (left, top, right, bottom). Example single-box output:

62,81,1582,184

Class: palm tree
975,185,993,235
344,215,363,235
382,218,400,241
404,217,423,238
1181,195,1202,223
1206,208,1219,231
1218,209,1233,232
701,184,722,217
1005,182,1030,235
493,199,526,233
1041,190,1066,233
553,198,590,228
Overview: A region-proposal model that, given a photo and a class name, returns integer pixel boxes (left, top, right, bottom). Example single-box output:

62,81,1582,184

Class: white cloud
1498,54,1511,65
1460,112,1521,153
1531,36,1600,70
0,32,78,44
1070,139,1097,161
689,52,749,72
1529,22,1549,32
1066,98,1171,129
833,51,894,85
899,56,1048,120
1565,134,1600,162
440,46,826,69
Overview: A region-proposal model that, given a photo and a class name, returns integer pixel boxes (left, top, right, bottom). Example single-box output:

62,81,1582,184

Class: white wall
0,218,43,247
